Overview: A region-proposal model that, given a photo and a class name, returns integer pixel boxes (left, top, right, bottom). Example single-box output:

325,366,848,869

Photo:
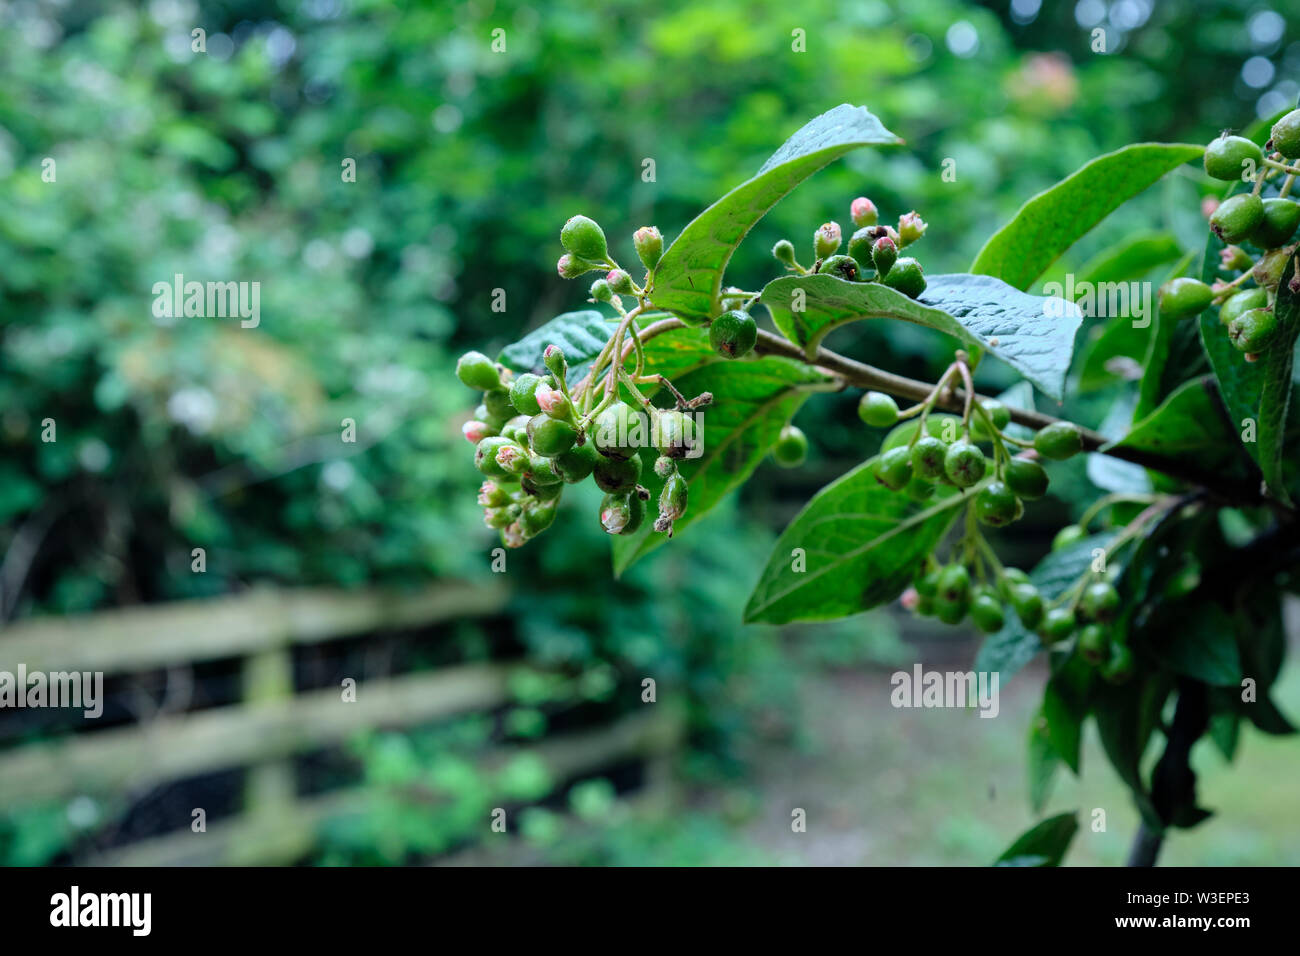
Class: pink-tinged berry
535,384,570,419
633,226,663,271
557,253,601,279
463,420,491,444
814,222,842,259
1219,245,1253,272
898,211,928,246
900,586,920,611
872,236,898,277
501,522,527,548
495,443,530,475
1201,196,1220,219
543,344,567,380
606,269,634,294
851,197,878,228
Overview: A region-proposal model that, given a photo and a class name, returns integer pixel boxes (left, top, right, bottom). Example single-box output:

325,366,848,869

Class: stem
1126,824,1164,867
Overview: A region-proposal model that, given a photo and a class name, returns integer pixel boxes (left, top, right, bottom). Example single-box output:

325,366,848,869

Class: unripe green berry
1009,583,1044,630
589,278,613,303
709,309,758,359
553,441,599,483
1269,108,1300,159
592,401,646,459
883,256,926,298
535,384,571,419
478,479,513,508
846,228,875,270
654,409,697,459
543,344,567,381
1229,307,1278,352
557,253,603,279
500,414,531,444
525,454,563,486
653,455,676,479
1209,193,1265,244
1102,643,1135,683
975,481,1020,527
633,226,663,271
1203,134,1264,181
520,499,559,537
1220,244,1254,272
814,222,842,259
858,391,900,428
944,440,986,487
999,568,1030,600
560,214,608,262
1219,287,1268,327
484,388,517,423
509,373,545,417
970,400,1010,440
850,197,878,228
970,592,1006,633
527,414,577,457
936,596,969,626
457,351,501,391
818,254,859,281
902,476,935,502
1040,607,1076,644
1157,277,1214,320
593,453,642,493
606,269,634,294
1078,623,1109,665
1004,458,1049,499
871,236,898,277
1252,198,1300,248
1080,581,1121,622
876,446,914,490
937,564,971,605
484,504,519,529
475,436,519,477
897,211,927,246
771,424,808,468
915,565,941,598
911,435,948,480
658,473,689,523
495,442,531,475
1033,421,1083,461
1252,247,1290,291
1052,524,1086,551
600,491,645,535
773,239,797,267
476,401,507,430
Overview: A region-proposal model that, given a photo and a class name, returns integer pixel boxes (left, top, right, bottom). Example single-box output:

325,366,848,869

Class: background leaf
649,104,900,324
743,458,967,624
970,143,1204,290
761,272,1082,399
994,812,1078,867
498,309,613,383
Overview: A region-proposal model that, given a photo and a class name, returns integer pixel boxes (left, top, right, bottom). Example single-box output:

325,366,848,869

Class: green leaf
1075,231,1184,288
742,459,967,624
498,309,612,382
1043,656,1093,774
1027,715,1060,815
973,532,1118,686
971,143,1204,291
611,354,831,575
1102,377,1254,485
760,273,1082,400
1086,388,1152,494
994,812,1078,867
1146,603,1242,687
650,104,901,324
1092,674,1170,828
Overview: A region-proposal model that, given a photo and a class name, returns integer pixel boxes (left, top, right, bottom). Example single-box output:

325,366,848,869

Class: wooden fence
0,583,682,865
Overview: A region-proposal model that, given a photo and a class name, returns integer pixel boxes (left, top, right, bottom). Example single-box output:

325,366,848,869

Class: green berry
999,568,1030,599
1219,287,1268,327
475,436,518,477
527,414,577,457
814,222,842,258
553,441,599,483
483,505,519,529
846,228,875,270
476,401,506,430
771,424,808,467
1009,583,1044,630
1004,458,1049,499
944,440,986,487
850,197,878,228
1203,134,1264,181
1052,524,1086,551
1229,307,1278,352
557,253,603,279
915,594,936,617
592,401,646,459
1080,581,1120,623
654,409,697,459
937,564,971,605
560,215,608,262
902,475,935,502
653,455,676,479
656,473,689,533
599,491,645,535
858,391,900,428
484,388,517,423
500,414,531,444
897,211,927,246
519,499,559,537
1040,607,1076,644
970,593,1006,633
1033,422,1083,461
1270,108,1300,159
819,254,859,281
509,373,545,417
606,269,634,294
911,435,948,480
1252,198,1300,248
477,479,513,508
773,239,797,267
495,441,531,475
970,400,1010,439
1210,193,1265,244
974,481,1020,527
709,309,758,359
543,344,568,381
876,446,913,490
871,236,898,277
935,596,968,626
524,454,563,486
593,453,642,493
1102,643,1135,683
1157,277,1214,320
1078,623,1109,665
914,564,940,598
634,226,663,271
1252,247,1290,290
589,278,613,302
884,256,926,298
456,351,501,391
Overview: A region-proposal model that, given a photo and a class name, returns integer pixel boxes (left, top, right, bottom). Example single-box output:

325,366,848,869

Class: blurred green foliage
0,0,1291,865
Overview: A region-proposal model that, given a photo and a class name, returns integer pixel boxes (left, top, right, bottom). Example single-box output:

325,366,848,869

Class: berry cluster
1158,109,1300,361
771,195,930,299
